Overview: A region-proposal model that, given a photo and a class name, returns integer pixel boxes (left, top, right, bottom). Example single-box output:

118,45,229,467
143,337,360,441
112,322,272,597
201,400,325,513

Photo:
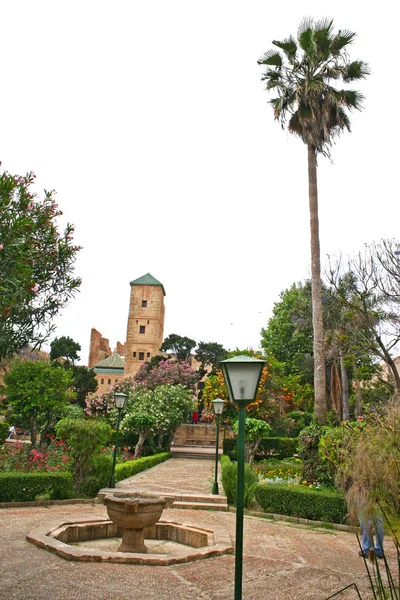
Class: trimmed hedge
223,437,298,461
0,472,73,502
254,483,347,524
0,422,9,444
115,452,171,483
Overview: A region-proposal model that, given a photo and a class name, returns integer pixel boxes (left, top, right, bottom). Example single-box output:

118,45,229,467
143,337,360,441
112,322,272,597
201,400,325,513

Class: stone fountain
27,488,233,565
103,491,167,553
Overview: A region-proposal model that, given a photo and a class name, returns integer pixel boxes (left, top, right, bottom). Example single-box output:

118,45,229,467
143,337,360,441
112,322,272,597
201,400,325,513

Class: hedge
0,472,73,502
0,422,9,445
254,483,347,524
114,452,171,483
223,437,298,461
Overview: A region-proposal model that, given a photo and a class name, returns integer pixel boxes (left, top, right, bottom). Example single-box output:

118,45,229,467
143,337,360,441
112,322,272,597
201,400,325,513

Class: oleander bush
254,483,347,524
223,437,298,461
0,471,73,502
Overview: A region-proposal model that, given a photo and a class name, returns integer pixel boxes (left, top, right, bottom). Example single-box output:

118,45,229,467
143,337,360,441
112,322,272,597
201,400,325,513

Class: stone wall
88,328,112,368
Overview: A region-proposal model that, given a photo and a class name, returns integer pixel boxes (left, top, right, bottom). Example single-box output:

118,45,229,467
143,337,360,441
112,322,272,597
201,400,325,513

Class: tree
70,365,98,407
0,168,81,359
327,240,400,399
160,334,196,362
122,384,194,456
3,359,74,446
195,341,228,376
50,336,81,364
232,418,272,465
261,282,313,381
258,19,369,423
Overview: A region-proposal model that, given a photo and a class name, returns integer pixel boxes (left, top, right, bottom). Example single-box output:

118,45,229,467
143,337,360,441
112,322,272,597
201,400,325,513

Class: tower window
133,352,136,358
147,352,151,358
142,300,147,307
139,352,145,361
108,379,111,385
101,378,104,385
140,326,145,334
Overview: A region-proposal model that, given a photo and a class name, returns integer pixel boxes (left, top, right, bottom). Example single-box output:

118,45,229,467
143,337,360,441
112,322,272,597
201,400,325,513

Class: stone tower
124,273,166,377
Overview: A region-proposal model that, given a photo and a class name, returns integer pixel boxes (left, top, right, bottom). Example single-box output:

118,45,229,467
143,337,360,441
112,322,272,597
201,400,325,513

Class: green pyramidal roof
94,353,125,369
130,273,165,295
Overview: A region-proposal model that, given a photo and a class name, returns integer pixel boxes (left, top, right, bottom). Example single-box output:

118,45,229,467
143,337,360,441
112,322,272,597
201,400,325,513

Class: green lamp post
109,391,128,488
221,355,266,600
212,397,225,495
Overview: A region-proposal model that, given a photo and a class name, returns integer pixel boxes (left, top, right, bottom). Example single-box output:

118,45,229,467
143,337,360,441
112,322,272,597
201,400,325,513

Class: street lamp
221,355,266,600
109,391,128,489
212,397,225,495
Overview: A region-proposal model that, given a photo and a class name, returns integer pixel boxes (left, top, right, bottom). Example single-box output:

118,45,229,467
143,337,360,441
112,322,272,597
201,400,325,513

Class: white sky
1,1,399,365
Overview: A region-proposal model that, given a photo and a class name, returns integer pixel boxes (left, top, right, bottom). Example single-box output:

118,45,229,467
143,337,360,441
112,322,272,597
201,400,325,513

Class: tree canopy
50,336,81,364
4,359,74,446
0,168,81,359
160,334,196,362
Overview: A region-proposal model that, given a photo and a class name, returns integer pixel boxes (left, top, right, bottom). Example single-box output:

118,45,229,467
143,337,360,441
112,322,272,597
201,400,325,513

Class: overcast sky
1,1,399,365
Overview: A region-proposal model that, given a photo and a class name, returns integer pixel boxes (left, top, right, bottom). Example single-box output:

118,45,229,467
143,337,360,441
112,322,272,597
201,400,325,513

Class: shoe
375,553,384,559
359,550,369,558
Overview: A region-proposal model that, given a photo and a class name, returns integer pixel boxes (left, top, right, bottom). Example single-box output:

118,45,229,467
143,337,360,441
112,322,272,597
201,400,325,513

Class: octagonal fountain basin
27,517,233,565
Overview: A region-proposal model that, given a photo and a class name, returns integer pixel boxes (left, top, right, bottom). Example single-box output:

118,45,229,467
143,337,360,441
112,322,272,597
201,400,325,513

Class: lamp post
109,391,128,488
212,397,225,495
221,355,266,600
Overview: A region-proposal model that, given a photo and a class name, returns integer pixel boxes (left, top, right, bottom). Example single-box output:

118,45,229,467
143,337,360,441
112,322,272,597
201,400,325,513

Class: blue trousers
360,515,384,557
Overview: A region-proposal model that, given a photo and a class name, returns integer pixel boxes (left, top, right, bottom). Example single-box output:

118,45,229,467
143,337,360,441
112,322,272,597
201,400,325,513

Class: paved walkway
0,458,396,600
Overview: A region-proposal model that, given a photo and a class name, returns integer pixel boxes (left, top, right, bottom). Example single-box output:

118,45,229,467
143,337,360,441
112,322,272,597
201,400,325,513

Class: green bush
223,437,298,461
56,417,112,494
115,452,170,483
78,452,113,498
254,484,347,524
298,423,334,484
221,455,257,507
0,471,73,502
0,422,9,444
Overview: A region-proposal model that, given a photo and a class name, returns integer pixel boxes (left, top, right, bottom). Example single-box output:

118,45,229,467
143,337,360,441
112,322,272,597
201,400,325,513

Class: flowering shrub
135,359,199,390
0,438,70,472
85,377,137,420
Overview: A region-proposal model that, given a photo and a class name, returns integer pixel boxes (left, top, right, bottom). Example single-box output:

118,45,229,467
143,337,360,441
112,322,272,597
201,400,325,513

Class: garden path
0,457,397,600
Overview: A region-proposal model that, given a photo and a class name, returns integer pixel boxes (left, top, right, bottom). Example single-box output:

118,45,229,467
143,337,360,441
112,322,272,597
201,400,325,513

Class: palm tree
258,18,369,423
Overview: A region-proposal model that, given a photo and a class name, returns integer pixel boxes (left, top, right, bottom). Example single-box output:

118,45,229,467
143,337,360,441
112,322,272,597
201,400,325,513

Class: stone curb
0,498,100,509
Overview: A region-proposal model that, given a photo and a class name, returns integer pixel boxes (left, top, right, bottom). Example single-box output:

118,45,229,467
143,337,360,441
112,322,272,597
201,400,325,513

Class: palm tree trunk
308,144,326,423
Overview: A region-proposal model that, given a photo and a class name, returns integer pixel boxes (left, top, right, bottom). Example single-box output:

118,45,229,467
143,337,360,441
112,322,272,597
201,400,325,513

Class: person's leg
360,519,373,555
373,516,384,557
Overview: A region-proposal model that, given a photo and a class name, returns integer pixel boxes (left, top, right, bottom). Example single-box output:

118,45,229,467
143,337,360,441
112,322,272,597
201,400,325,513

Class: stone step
172,500,228,511
171,452,215,460
175,493,227,505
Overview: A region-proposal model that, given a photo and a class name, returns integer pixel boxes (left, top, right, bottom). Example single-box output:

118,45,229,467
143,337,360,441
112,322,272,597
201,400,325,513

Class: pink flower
0,243,3,250
31,283,39,293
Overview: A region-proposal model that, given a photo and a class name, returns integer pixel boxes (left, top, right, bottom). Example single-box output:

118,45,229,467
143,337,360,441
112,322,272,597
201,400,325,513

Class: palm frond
257,50,282,68
342,89,365,111
272,37,297,63
331,30,356,54
297,18,316,55
313,18,334,57
343,60,371,82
